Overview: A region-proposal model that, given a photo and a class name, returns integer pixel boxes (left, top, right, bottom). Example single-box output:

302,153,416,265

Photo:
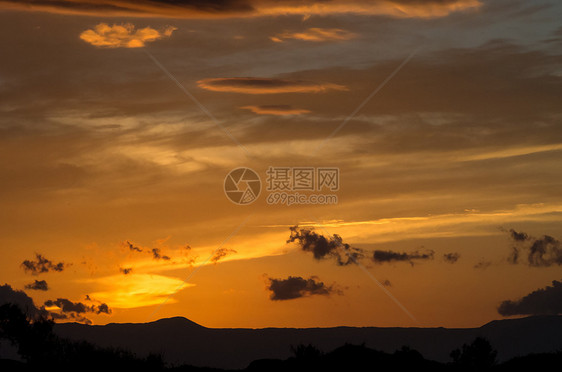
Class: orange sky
0,0,561,328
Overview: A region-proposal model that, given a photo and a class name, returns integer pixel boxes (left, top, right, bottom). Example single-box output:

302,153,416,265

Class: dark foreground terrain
1,303,561,371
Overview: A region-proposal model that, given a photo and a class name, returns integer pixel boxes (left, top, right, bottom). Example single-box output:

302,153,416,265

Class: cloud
126,240,143,253
80,23,176,48
197,78,347,94
287,226,364,266
24,280,49,291
498,280,562,316
267,276,339,301
241,105,311,116
0,0,482,19
21,253,66,275
505,230,562,267
271,28,358,43
372,249,434,265
210,248,237,264
443,252,460,264
152,248,171,260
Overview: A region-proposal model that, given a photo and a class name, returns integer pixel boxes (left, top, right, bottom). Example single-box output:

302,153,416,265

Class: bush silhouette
450,337,497,371
0,303,165,370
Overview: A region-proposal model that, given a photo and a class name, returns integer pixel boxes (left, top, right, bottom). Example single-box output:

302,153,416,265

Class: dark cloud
527,235,562,267
474,259,492,270
21,253,66,275
507,246,520,265
151,248,171,261
509,229,529,242
96,303,111,315
126,240,143,253
267,276,338,301
120,267,133,275
287,226,364,266
44,298,112,316
210,247,237,264
372,249,434,266
0,0,479,18
24,280,49,291
197,78,347,94
0,284,48,319
44,298,89,314
0,0,254,18
505,230,562,267
126,241,171,260
443,252,460,264
498,280,562,316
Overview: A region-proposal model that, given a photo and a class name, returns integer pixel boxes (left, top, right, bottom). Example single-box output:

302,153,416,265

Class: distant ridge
54,315,562,370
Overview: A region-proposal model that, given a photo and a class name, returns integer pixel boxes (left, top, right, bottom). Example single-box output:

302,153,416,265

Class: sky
0,0,561,329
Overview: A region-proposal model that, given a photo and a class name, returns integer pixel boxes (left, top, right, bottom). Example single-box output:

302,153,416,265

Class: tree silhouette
450,337,497,371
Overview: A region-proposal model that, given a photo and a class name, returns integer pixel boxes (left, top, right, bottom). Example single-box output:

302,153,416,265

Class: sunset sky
0,0,561,329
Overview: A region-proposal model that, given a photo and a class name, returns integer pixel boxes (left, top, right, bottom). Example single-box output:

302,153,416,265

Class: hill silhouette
54,315,562,369
2,304,562,371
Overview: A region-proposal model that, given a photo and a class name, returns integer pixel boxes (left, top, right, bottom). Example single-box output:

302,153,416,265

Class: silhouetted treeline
1,303,561,371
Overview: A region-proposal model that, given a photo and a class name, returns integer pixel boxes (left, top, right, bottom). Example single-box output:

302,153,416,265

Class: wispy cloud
241,105,311,116
197,78,347,94
86,274,194,309
271,28,357,43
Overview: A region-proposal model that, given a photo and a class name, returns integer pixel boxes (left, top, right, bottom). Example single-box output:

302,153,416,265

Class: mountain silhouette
54,315,562,370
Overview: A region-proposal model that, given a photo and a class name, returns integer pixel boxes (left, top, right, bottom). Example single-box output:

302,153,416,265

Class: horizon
55,313,562,330
1,0,561,332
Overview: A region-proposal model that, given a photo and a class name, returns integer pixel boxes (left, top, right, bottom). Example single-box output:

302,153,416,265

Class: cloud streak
197,78,347,94
372,249,434,265
0,0,483,19
241,105,311,116
271,28,357,43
